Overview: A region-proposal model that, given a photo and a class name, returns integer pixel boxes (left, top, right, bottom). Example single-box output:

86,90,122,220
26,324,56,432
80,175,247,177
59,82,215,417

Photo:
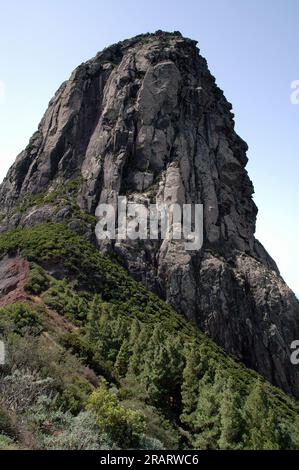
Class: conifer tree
218,377,244,449
141,324,168,405
141,324,184,410
164,335,185,411
193,368,223,449
243,379,282,450
128,318,141,348
181,342,201,421
114,338,130,379
143,343,170,407
141,323,165,374
86,294,103,342
127,325,151,376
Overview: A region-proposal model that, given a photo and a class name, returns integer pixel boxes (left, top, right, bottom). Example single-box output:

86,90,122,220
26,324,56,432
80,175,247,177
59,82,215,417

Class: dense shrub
0,369,53,413
87,382,146,448
0,303,43,335
25,263,50,295
42,280,91,325
57,377,93,414
28,396,109,450
41,411,105,450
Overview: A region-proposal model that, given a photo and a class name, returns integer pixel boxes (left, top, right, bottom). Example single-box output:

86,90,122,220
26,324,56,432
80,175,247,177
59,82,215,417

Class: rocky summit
0,31,298,399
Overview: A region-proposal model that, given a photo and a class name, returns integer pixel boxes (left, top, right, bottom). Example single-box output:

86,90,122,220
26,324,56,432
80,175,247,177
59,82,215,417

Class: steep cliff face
0,31,298,397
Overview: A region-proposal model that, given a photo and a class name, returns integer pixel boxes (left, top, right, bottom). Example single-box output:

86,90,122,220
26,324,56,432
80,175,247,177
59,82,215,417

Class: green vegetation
9,177,97,231
0,302,43,335
14,177,84,214
87,381,146,448
0,434,16,450
25,263,50,295
0,222,298,449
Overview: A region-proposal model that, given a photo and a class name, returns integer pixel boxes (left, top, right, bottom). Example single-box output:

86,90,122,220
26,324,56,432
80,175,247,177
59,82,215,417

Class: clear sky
0,0,298,293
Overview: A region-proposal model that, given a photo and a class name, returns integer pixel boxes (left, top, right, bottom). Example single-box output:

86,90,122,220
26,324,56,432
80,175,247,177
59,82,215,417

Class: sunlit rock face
1,31,299,398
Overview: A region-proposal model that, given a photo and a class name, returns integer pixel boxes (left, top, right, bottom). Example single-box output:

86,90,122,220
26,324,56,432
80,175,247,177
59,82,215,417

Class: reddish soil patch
0,255,30,307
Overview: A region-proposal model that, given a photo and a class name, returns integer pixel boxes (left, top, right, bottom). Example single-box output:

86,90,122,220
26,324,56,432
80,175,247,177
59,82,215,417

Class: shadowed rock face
0,31,298,397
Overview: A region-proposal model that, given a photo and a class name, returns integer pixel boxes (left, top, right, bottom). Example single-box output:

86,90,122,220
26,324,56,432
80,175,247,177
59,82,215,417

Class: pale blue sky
0,0,298,292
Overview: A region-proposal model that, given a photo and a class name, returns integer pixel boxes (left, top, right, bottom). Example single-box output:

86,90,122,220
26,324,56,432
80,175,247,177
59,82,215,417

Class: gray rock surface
0,31,298,397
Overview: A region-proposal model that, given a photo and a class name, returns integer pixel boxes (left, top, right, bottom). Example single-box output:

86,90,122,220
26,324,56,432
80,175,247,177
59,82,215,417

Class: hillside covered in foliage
0,221,298,450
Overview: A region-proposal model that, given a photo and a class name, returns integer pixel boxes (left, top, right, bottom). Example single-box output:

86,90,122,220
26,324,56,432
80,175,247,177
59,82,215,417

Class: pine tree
218,377,244,449
193,368,223,449
86,294,103,342
88,303,120,363
262,408,282,450
141,324,184,410
128,318,141,348
114,338,130,379
112,315,128,346
164,335,185,411
96,313,114,361
181,341,212,426
181,342,201,421
141,324,168,404
243,380,282,450
127,325,150,376
143,343,171,407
